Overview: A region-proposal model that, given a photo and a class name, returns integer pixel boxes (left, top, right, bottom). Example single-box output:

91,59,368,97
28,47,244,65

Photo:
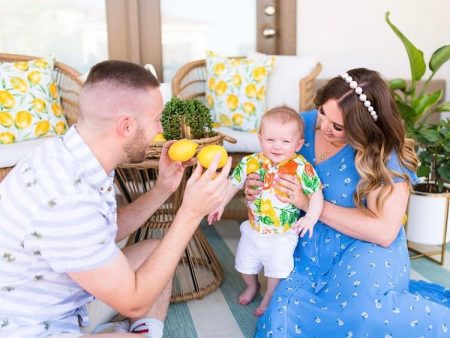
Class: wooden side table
114,159,224,303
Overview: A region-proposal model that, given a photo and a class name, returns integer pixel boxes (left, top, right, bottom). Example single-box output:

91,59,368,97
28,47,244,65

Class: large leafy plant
412,119,450,193
161,97,216,140
385,12,450,135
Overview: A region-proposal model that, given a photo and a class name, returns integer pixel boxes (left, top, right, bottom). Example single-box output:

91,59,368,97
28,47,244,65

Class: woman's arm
272,173,410,247
320,182,409,247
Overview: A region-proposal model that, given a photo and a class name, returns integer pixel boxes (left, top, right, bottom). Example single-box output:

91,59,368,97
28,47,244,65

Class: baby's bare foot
254,298,270,317
238,283,260,306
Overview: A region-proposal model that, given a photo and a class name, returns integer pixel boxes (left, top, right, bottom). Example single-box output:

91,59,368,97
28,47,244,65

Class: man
0,60,232,337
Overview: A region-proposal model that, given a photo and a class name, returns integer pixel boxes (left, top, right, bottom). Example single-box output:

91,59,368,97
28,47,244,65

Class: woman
248,69,450,337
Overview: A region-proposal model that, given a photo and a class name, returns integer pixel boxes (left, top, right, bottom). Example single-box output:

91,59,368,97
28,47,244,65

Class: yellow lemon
208,77,216,91
219,114,231,126
243,102,255,114
51,102,62,117
232,74,242,87
212,122,221,128
32,98,46,113
256,86,265,101
0,90,16,109
215,81,227,96
232,113,244,126
27,71,42,85
168,139,198,162
197,144,228,169
214,63,225,76
226,94,239,111
0,112,13,127
34,59,48,68
245,83,256,98
14,62,29,71
246,158,259,174
35,120,50,137
14,111,33,129
10,77,28,93
231,58,241,67
0,131,15,144
207,94,214,108
253,67,267,82
55,121,67,135
151,133,166,142
49,83,58,99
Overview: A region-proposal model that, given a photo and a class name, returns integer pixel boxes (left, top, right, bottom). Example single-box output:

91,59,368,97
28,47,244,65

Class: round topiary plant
161,97,216,140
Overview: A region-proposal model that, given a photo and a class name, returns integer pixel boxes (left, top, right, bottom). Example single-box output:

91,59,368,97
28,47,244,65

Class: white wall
297,0,450,104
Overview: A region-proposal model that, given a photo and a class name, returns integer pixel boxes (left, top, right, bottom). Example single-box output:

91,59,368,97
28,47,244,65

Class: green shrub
161,97,216,140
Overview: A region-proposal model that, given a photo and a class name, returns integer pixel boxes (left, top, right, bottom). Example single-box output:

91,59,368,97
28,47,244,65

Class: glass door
105,0,296,81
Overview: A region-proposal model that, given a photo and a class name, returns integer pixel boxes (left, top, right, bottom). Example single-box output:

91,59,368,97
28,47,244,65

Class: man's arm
69,155,232,318
116,186,171,242
116,141,191,242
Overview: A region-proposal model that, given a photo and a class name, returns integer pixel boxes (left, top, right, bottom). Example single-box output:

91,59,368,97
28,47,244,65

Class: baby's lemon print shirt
230,153,321,234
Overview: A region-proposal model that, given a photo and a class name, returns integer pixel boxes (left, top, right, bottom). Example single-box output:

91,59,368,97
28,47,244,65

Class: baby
208,106,323,316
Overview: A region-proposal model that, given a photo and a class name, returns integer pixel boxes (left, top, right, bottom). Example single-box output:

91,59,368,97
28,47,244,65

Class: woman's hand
274,173,309,211
244,172,263,201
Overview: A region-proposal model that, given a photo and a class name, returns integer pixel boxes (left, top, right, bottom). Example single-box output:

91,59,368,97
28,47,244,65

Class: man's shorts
235,220,299,278
47,298,117,336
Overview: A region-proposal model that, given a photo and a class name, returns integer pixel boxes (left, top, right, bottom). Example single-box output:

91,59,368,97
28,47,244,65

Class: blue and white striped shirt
0,127,119,337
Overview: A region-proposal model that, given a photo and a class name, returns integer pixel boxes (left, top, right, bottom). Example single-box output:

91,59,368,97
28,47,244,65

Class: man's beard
124,127,147,163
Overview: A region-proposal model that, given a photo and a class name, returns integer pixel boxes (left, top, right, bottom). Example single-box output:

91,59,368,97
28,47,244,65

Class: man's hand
181,153,232,220
156,140,194,193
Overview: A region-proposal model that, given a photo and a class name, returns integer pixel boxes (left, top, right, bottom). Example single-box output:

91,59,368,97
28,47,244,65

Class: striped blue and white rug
163,220,450,338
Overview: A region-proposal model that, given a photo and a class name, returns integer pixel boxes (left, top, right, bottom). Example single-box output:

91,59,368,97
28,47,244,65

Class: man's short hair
84,60,159,90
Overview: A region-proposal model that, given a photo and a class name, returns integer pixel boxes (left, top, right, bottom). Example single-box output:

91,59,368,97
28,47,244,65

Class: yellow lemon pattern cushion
0,57,68,144
205,52,274,132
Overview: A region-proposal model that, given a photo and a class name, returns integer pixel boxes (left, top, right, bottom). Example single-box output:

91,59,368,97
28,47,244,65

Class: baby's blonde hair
258,106,304,139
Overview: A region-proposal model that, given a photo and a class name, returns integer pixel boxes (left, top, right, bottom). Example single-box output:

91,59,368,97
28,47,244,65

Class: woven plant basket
145,132,236,159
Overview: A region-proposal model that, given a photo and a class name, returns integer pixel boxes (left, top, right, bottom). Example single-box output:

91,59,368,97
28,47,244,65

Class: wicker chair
171,59,322,219
0,53,82,183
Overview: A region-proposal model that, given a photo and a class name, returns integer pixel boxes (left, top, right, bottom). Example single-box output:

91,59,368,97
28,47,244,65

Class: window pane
161,0,256,81
0,0,108,73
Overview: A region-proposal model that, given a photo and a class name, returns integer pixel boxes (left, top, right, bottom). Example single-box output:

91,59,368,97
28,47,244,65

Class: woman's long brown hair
314,68,418,215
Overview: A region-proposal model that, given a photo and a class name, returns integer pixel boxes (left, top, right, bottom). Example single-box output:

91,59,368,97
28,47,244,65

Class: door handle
262,27,277,38
264,5,276,16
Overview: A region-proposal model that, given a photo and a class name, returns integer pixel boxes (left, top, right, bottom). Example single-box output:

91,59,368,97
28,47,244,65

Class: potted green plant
385,12,450,263
161,96,216,140
385,12,450,136
412,119,450,193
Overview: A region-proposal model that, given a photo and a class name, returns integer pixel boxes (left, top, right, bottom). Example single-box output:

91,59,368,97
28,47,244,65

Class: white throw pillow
248,52,318,111
216,126,261,153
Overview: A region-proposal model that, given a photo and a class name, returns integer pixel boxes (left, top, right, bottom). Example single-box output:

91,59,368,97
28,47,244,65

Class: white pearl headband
339,73,378,121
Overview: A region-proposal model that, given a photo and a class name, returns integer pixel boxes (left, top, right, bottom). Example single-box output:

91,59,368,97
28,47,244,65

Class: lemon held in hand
168,139,198,162
151,133,166,142
197,145,228,169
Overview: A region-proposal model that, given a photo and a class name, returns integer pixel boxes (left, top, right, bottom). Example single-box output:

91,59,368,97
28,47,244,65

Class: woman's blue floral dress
255,110,450,338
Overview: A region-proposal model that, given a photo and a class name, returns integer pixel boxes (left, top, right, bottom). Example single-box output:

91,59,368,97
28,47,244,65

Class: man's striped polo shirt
0,127,119,337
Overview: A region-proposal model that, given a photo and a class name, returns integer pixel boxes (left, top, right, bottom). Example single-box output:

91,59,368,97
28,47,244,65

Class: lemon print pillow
0,57,68,144
205,52,274,132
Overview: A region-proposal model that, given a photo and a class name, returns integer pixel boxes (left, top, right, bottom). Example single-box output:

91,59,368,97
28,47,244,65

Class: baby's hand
207,207,224,225
293,216,315,238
